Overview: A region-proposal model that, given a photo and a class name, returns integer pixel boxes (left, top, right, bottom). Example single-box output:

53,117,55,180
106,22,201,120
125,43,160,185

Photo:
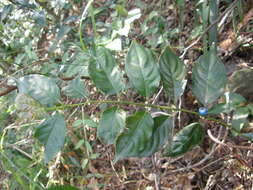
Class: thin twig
0,85,17,96
207,129,253,151
152,86,163,104
180,0,239,59
11,145,33,160
108,154,122,183
152,154,161,190
0,58,49,87
165,126,224,174
0,76,89,97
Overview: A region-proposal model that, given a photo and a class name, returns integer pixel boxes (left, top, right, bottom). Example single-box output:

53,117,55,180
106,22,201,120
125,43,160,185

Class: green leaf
46,185,79,190
74,139,84,150
115,111,154,162
208,103,226,115
164,122,204,157
125,41,160,98
62,77,88,98
190,25,203,40
139,115,173,157
56,25,72,42
98,107,126,145
15,93,47,120
16,0,36,9
33,11,46,27
0,5,13,21
192,49,227,106
225,92,246,105
88,47,124,95
64,52,90,77
247,104,253,116
82,118,98,128
49,25,72,51
208,92,246,114
34,113,66,163
231,107,249,132
16,74,60,106
159,46,187,101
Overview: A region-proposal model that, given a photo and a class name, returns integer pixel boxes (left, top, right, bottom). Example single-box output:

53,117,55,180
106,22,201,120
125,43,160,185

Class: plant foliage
0,0,252,188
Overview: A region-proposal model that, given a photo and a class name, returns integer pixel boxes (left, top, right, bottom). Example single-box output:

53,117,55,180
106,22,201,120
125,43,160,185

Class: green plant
0,0,252,189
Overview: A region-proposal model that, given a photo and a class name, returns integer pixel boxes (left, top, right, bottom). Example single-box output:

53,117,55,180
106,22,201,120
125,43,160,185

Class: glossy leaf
159,46,187,101
89,47,124,95
46,185,79,190
34,113,66,163
125,41,160,98
164,122,204,157
224,92,246,107
139,115,173,157
16,74,60,106
98,107,126,145
115,111,154,162
208,92,246,114
231,107,249,132
208,103,226,115
192,49,227,106
62,77,88,98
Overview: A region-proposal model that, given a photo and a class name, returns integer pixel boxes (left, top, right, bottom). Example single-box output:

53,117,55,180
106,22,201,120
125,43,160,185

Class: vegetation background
0,0,253,189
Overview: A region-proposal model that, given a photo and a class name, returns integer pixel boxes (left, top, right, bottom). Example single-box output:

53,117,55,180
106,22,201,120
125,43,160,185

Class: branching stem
47,99,229,128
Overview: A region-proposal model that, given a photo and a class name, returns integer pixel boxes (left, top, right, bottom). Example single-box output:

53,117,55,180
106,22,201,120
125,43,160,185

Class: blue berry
198,107,208,116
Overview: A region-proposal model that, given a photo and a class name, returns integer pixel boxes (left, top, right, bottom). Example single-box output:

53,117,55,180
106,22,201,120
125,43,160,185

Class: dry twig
180,0,239,59
207,129,253,151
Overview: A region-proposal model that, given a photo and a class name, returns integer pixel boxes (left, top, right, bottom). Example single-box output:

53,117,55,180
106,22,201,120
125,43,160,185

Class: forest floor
1,0,253,190
63,2,253,189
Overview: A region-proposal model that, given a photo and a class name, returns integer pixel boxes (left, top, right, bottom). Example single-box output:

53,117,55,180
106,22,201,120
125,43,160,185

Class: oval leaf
88,47,124,95
192,49,227,106
231,107,249,132
64,52,90,77
16,74,60,106
208,103,226,115
159,46,187,101
46,185,79,190
115,111,154,162
208,92,246,114
98,107,126,145
139,115,173,157
62,77,88,98
34,112,66,163
125,41,160,98
164,122,204,157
